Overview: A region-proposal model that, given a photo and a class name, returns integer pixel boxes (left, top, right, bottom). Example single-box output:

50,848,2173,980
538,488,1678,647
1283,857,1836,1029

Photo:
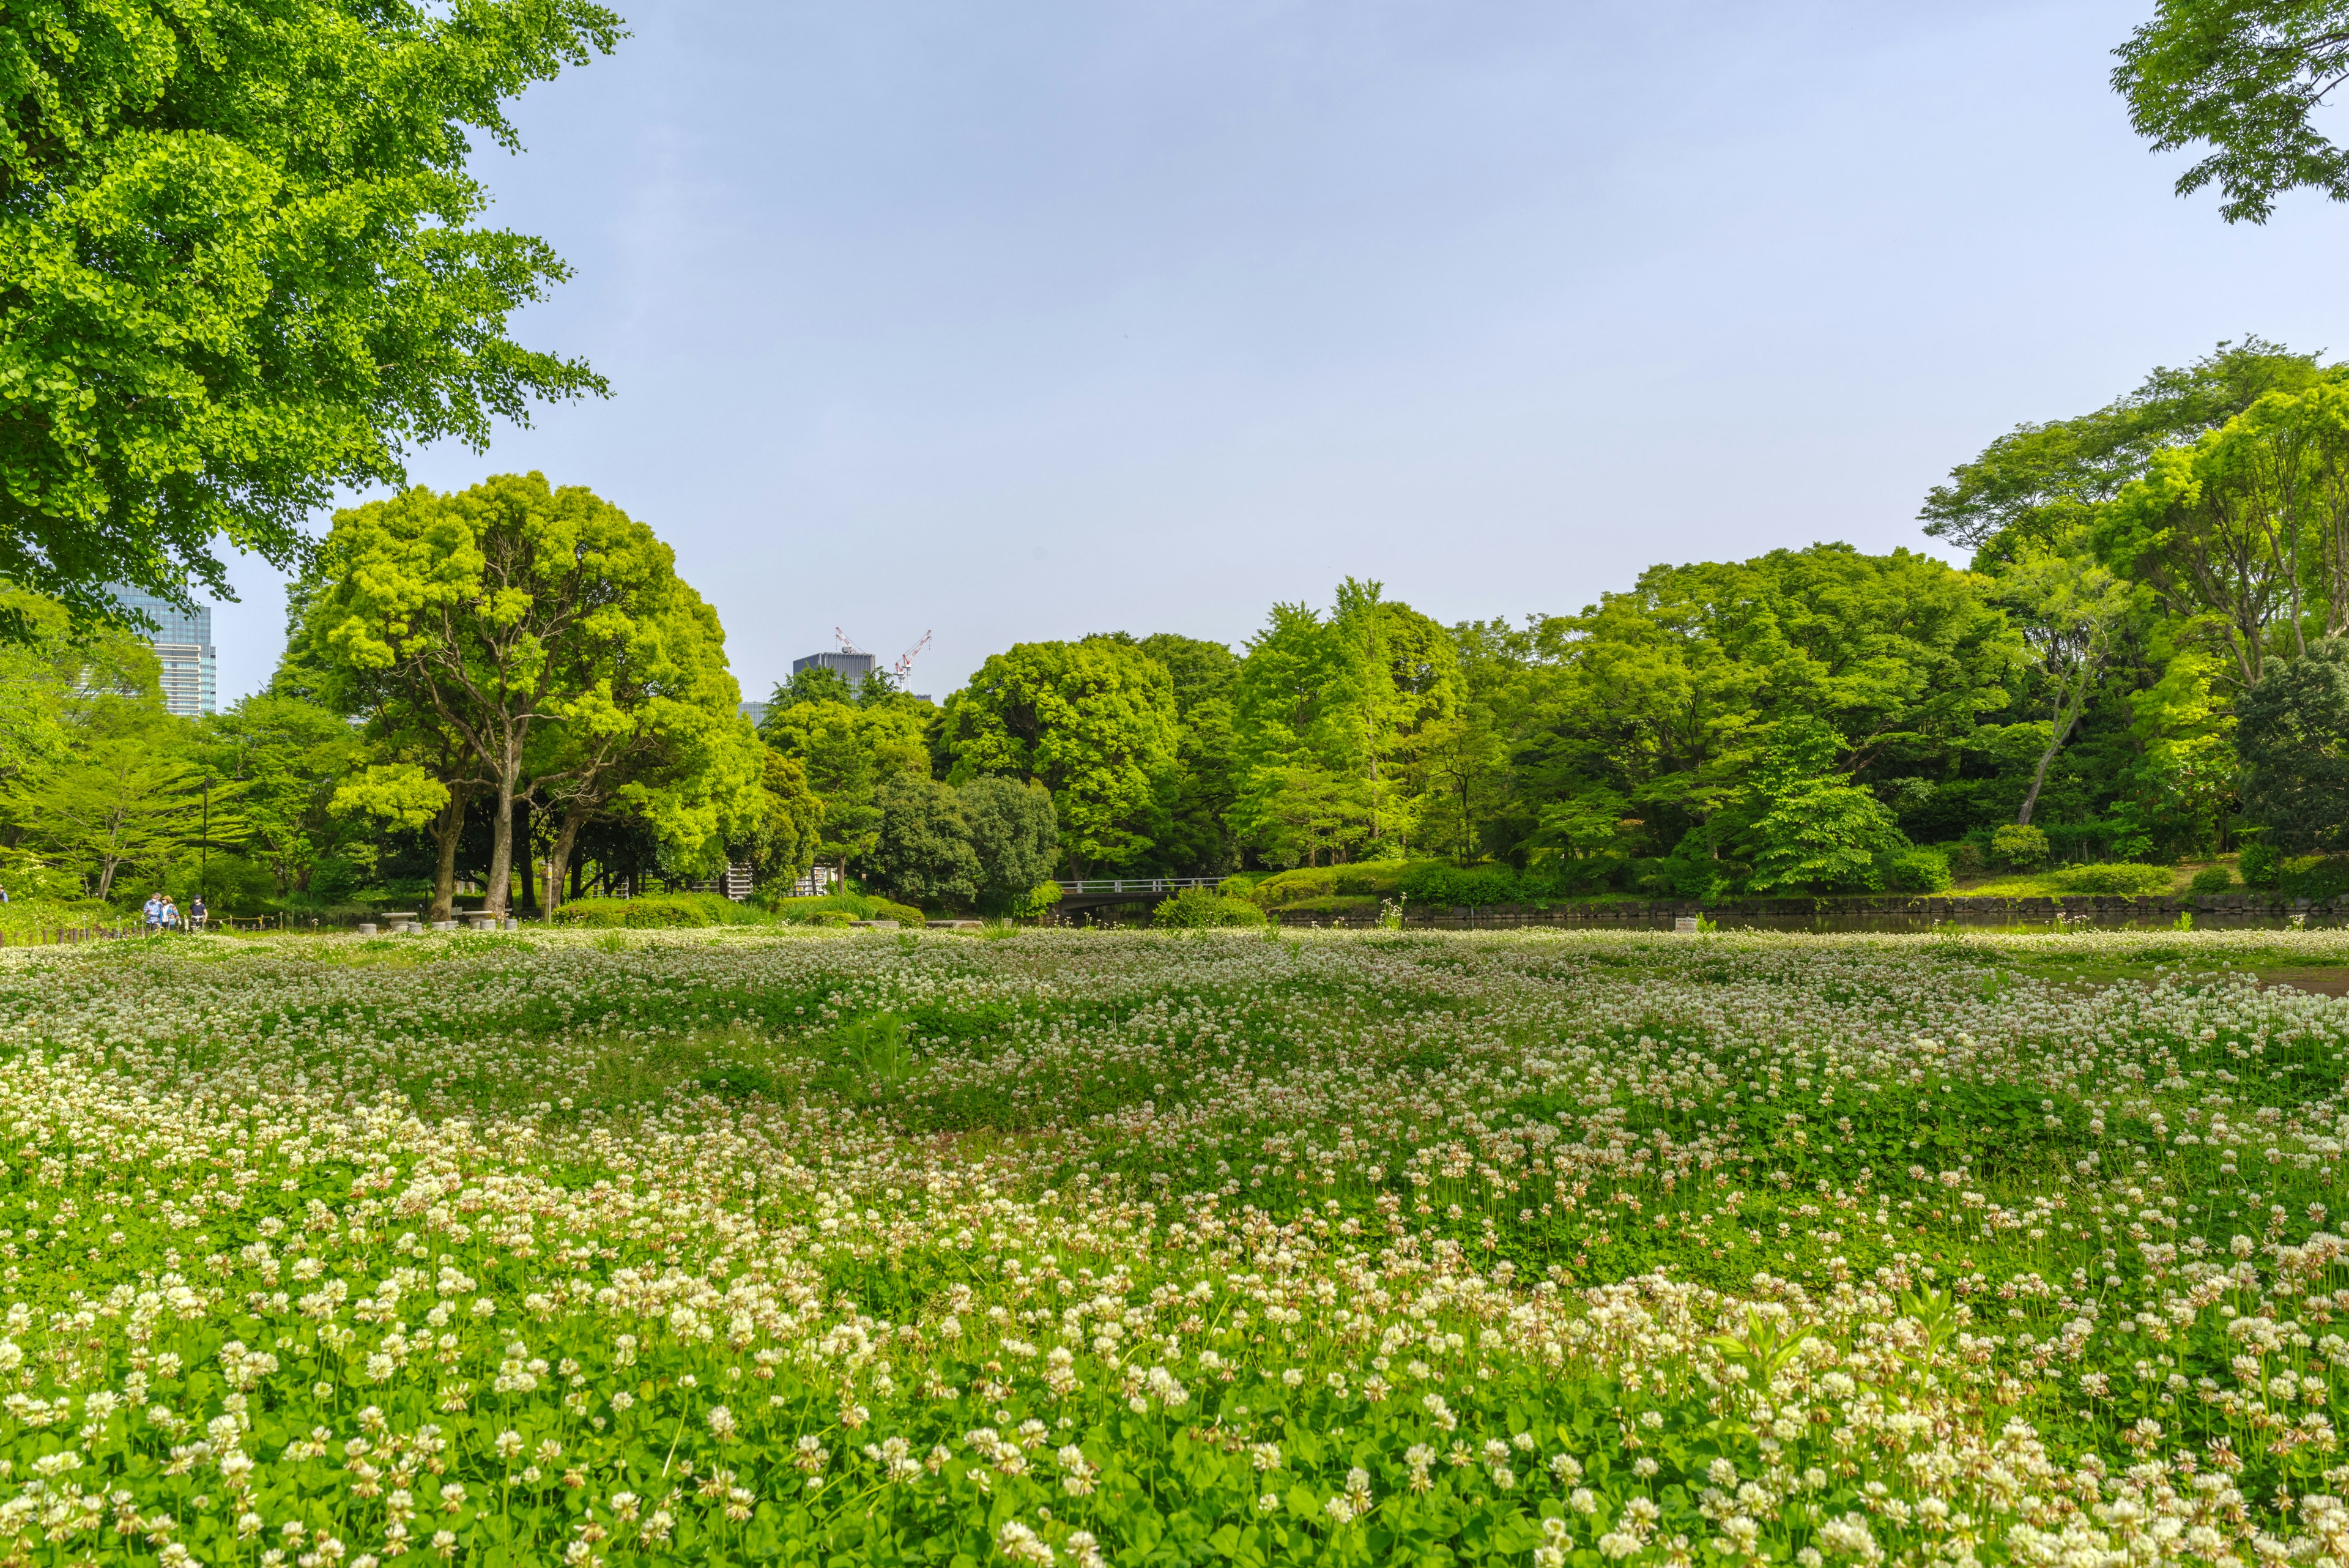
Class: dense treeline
11,341,2349,921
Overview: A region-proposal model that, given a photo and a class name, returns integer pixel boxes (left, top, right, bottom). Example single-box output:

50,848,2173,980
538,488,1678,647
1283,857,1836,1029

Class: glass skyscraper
109,587,217,717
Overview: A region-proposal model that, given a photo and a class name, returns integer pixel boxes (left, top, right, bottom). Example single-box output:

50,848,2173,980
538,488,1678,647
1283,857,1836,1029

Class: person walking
161,896,180,932
190,894,207,933
143,893,163,934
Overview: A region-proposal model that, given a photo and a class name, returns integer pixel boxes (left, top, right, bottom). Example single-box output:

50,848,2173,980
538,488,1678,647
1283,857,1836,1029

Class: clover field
3,926,2349,1568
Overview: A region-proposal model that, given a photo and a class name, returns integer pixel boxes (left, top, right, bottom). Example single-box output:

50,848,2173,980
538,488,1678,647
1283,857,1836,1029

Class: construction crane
833,627,864,655
893,631,932,682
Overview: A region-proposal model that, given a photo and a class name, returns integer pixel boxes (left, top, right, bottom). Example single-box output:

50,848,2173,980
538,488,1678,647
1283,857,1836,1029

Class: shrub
2238,839,2281,887
2188,865,2238,896
1152,887,1269,928
2046,863,2175,896
768,892,926,926
2280,855,2349,902
1991,823,2050,872
1878,846,1953,893
1946,840,1987,878
1395,862,1521,907
552,893,773,929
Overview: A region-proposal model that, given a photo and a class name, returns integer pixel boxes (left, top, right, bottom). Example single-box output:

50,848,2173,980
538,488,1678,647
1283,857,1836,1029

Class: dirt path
2256,968,2349,997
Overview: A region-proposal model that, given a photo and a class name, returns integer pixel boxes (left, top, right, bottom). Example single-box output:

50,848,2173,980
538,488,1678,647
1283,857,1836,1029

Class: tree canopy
2114,0,2349,223
0,0,620,642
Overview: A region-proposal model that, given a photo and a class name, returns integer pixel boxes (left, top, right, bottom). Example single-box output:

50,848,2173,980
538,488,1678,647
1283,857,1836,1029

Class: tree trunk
484,776,517,918
570,855,584,901
545,808,587,924
2016,750,2053,827
429,784,470,922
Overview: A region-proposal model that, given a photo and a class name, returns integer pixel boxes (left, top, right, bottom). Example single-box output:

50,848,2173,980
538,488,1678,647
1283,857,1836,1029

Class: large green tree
2096,379,2349,687
530,581,764,918
302,474,689,918
6,698,242,899
1133,633,1240,875
957,776,1058,912
193,692,371,898
1229,584,1457,864
2114,0,2349,223
2235,638,2349,851
0,0,620,641
758,695,930,884
1920,341,2329,557
864,774,980,908
935,639,1178,873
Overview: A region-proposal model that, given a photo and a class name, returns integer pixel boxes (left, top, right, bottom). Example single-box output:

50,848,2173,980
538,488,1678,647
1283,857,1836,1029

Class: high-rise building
110,587,217,717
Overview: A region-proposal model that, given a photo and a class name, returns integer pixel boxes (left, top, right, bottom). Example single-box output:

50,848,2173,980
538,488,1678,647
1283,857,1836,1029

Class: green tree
2236,638,2349,851
957,776,1059,912
530,582,763,918
2114,0,2349,223
193,693,371,899
864,774,978,909
1921,341,2329,557
759,698,930,884
1134,633,1241,875
737,753,824,893
302,474,691,918
935,639,1178,873
1735,719,1907,894
1230,585,1456,862
2094,381,2349,687
0,0,620,642
1503,544,2016,875
7,705,243,898
1995,552,2145,825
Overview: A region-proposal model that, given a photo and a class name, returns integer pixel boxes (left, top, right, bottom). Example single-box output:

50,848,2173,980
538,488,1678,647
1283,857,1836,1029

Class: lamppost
201,776,210,907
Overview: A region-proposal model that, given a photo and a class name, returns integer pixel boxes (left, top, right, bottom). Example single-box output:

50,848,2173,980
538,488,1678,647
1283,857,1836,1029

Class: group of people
143,893,207,934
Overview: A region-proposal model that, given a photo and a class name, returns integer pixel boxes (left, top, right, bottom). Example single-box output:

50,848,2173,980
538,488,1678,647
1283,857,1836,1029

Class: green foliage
865,774,981,907
2241,838,2282,886
1395,861,1527,905
1737,719,1907,894
1008,881,1063,921
2047,861,2175,895
2113,0,2349,223
0,0,619,639
1877,845,1953,893
1922,340,2325,551
551,893,770,929
759,695,932,879
4,705,245,899
0,893,117,936
1992,823,2051,871
2189,863,2238,894
2238,639,2349,852
765,891,926,925
2280,853,2349,901
736,752,824,891
1151,886,1269,927
937,637,1179,872
957,776,1059,910
305,474,719,917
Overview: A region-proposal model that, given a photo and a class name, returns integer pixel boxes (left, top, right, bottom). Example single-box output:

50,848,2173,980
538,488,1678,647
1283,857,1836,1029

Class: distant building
793,649,876,691
739,700,768,726
110,587,216,717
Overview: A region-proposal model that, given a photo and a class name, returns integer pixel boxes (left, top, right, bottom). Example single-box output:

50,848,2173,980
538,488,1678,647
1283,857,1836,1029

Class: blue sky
207,0,2349,703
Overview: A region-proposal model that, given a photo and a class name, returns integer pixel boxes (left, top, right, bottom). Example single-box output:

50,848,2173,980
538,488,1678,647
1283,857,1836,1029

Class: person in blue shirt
143,893,163,933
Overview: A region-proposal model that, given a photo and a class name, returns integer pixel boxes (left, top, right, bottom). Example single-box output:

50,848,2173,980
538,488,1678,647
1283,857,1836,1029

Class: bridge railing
1053,876,1225,895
